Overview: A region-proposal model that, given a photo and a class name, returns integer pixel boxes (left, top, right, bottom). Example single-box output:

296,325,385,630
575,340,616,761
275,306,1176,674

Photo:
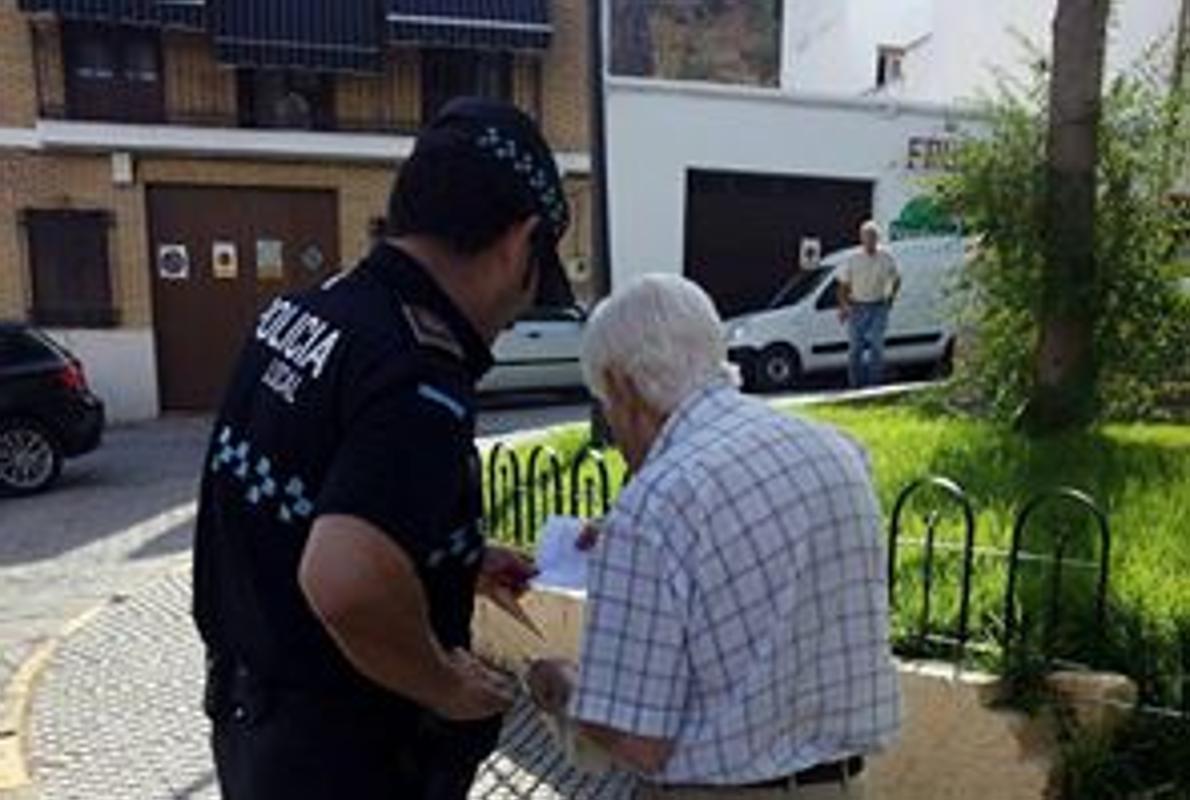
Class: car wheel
757,345,800,392
0,418,63,496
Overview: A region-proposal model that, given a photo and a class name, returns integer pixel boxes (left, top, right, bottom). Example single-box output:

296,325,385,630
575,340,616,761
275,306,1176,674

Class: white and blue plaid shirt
569,382,901,784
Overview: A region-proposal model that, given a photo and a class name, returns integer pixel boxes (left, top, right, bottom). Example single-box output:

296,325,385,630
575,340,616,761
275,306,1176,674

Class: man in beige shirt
837,221,901,387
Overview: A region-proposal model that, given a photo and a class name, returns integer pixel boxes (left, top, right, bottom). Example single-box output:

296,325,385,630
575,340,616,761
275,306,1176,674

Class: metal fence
484,443,623,547
481,445,1188,716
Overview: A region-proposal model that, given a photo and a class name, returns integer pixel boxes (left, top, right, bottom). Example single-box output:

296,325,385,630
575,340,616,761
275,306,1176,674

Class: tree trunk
1175,0,1190,93
1019,0,1111,435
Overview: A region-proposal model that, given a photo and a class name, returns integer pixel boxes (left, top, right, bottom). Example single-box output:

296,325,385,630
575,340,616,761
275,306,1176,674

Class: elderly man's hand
526,658,577,715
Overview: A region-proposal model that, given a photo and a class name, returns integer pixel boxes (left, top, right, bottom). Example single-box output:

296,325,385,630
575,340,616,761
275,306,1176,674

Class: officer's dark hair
386,125,536,256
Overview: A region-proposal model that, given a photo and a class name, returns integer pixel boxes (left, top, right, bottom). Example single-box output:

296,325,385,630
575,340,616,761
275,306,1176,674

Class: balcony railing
29,20,424,136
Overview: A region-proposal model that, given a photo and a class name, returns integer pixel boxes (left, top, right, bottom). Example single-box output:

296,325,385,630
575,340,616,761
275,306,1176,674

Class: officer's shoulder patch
402,304,465,361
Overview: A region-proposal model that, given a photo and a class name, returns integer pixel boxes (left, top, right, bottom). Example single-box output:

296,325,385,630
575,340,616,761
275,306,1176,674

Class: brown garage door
684,169,873,318
147,185,340,411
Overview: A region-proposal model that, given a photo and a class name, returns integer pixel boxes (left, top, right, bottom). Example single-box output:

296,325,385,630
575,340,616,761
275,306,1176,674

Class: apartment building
0,0,591,419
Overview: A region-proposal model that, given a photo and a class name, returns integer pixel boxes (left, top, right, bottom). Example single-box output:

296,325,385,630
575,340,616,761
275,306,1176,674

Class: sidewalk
27,571,635,800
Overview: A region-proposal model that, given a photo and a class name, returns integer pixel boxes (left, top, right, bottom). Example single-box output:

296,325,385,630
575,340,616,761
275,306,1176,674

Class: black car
0,323,105,495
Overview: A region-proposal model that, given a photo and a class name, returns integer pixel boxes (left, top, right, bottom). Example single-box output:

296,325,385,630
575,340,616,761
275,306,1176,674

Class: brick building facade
0,0,591,419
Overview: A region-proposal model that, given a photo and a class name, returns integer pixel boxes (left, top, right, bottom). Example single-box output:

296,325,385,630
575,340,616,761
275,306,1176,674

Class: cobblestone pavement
0,416,210,776
30,572,636,800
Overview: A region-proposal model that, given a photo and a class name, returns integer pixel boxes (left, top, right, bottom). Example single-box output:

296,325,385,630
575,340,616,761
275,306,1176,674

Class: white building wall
605,78,983,289
782,0,932,95
46,328,159,423
782,0,1183,102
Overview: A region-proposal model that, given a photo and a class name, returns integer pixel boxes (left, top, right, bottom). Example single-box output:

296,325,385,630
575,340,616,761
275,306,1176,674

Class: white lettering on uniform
255,298,287,341
300,330,340,380
262,357,301,404
253,297,342,394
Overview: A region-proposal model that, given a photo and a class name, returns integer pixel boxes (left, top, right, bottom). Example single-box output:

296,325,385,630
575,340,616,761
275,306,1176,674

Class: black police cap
426,97,575,308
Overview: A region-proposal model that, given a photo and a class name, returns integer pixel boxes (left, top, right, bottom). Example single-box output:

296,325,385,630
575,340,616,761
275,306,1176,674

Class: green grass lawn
483,401,1190,707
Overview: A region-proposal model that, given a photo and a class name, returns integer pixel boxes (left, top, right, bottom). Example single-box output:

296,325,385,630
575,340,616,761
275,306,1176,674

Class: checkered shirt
569,382,901,784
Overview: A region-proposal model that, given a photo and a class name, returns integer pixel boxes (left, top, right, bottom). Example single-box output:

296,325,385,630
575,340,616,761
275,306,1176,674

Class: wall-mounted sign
299,243,325,273
157,244,190,281
212,241,238,280
799,237,822,270
907,136,960,172
256,239,284,281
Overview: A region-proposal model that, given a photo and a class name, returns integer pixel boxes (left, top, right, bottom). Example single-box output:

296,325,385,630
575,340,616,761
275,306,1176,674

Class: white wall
46,328,159,423
781,0,1184,102
782,0,932,95
604,78,983,289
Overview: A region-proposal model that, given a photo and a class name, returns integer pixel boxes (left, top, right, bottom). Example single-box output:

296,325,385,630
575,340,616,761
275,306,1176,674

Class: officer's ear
492,215,540,286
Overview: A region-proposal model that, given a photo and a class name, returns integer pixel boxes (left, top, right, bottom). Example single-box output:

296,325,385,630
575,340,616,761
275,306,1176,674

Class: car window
0,328,61,367
767,267,832,310
816,278,841,311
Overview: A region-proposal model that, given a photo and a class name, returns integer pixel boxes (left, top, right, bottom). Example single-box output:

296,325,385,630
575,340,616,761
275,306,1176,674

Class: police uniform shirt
193,242,492,712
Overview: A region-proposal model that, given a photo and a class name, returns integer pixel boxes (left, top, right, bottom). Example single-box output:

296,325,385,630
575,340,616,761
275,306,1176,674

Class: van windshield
765,266,833,310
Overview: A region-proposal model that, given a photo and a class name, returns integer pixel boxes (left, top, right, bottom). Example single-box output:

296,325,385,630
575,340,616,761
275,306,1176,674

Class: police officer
192,97,575,799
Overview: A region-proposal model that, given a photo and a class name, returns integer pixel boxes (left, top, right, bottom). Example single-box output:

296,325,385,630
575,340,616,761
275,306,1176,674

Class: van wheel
757,345,800,392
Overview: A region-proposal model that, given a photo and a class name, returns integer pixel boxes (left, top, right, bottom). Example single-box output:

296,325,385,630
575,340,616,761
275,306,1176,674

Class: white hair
580,274,733,414
860,220,882,239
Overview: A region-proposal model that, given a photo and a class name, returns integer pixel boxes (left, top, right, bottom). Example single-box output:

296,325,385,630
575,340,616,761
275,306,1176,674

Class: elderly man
838,221,901,388
528,275,900,798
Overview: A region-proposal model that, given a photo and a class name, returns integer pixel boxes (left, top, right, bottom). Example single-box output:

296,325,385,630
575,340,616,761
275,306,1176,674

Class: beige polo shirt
840,249,900,303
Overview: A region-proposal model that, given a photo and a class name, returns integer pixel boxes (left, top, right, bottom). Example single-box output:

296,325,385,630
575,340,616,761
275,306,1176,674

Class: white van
724,236,964,391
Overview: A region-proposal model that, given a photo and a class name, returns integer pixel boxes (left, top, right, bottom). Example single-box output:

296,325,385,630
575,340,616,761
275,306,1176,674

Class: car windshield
765,266,834,310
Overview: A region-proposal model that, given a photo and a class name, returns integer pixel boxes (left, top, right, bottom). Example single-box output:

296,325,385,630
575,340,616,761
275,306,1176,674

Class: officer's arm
299,514,507,718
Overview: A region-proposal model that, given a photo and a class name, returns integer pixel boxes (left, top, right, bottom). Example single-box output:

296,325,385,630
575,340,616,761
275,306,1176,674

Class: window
24,210,117,328
816,277,841,311
876,46,906,89
237,70,336,130
0,327,60,367
421,50,512,124
63,24,163,123
767,267,831,310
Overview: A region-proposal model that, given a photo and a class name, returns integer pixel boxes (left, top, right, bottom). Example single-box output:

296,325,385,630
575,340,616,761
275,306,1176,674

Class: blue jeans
848,301,890,388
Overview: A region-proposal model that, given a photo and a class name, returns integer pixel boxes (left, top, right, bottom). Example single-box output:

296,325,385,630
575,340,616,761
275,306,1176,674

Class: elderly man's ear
602,367,644,413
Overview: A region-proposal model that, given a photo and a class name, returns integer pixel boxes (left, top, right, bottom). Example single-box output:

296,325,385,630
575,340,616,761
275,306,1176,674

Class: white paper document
533,515,590,592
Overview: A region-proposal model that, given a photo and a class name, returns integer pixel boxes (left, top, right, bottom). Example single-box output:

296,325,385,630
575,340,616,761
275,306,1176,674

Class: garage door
684,169,873,318
147,185,340,411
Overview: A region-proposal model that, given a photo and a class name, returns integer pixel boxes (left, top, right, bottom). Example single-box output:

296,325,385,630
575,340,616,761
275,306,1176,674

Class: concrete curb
0,564,192,793
0,605,105,791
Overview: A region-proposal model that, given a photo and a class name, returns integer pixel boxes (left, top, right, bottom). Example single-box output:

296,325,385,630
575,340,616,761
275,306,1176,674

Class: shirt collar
642,379,734,469
364,242,494,380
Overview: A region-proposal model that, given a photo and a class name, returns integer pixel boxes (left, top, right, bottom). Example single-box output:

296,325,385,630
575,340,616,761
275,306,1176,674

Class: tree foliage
935,64,1190,423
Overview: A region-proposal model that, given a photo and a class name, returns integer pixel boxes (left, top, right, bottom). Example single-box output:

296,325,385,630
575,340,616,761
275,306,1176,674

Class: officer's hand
478,545,538,600
436,649,516,721
526,658,577,715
